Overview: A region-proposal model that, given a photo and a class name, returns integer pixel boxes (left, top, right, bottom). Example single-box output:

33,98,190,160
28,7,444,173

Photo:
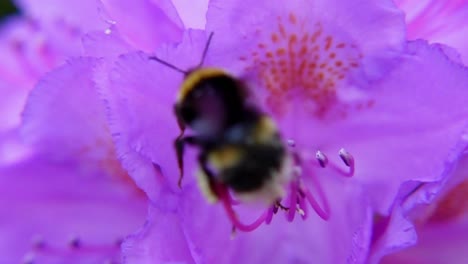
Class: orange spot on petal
289,13,297,24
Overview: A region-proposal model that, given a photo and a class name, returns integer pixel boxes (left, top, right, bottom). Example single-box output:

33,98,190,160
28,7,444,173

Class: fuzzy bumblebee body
173,68,289,203
149,33,289,204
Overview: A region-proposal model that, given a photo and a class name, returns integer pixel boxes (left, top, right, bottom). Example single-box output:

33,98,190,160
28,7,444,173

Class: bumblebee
150,33,290,203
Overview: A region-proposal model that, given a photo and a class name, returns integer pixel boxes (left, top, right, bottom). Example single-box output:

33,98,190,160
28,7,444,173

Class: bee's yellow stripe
177,68,229,101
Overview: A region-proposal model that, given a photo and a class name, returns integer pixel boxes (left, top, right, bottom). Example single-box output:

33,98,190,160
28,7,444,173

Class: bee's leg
174,135,200,188
198,153,220,198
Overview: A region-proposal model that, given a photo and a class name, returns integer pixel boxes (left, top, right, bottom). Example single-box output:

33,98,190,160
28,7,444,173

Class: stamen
287,181,299,222
298,192,308,219
265,207,275,224
287,139,296,147
332,148,355,177
339,148,354,168
216,184,268,232
313,148,355,177
302,187,330,220
302,162,331,220
296,204,305,216
316,150,328,167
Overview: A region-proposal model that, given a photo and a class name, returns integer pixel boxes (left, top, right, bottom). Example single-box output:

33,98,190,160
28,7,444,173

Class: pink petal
396,0,468,64
206,0,404,79
381,220,468,264
122,205,195,263
300,41,468,214
21,58,113,163
0,17,86,132
15,0,106,32
82,30,133,58
372,153,468,263
124,172,372,263
0,156,147,263
172,0,209,29
99,0,184,52
98,30,212,200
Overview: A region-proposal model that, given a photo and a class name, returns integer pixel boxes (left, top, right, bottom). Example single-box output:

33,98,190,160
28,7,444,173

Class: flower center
239,13,374,119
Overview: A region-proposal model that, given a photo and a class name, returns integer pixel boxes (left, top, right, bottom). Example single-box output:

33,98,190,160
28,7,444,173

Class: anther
338,148,353,167
315,150,328,168
296,204,305,216
287,139,296,147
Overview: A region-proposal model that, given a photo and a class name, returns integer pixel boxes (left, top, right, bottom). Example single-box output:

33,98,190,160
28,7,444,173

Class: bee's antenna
197,32,214,68
149,31,214,74
148,55,188,74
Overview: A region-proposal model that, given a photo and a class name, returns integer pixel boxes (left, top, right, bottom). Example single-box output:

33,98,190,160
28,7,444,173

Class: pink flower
372,151,468,264
0,0,186,262
395,0,468,63
2,0,467,263
93,0,468,262
0,154,147,263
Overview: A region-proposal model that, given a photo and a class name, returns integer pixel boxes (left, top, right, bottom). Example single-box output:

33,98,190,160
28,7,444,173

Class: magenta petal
291,41,468,214
98,30,211,200
98,51,181,199
206,0,404,79
122,205,195,264
371,154,468,263
0,156,147,263
21,57,113,162
82,30,133,58
175,174,372,264
396,0,468,64
369,207,417,263
172,0,208,29
99,0,184,52
15,0,106,32
381,220,468,264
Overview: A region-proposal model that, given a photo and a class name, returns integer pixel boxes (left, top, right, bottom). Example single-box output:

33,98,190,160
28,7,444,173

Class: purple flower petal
0,16,86,132
21,57,113,163
99,0,184,52
370,153,468,263
206,0,404,80
82,30,133,59
381,220,468,264
15,0,106,32
123,172,372,263
312,41,468,214
172,0,209,29
395,0,468,64
0,156,147,263
97,30,211,200
122,204,195,263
